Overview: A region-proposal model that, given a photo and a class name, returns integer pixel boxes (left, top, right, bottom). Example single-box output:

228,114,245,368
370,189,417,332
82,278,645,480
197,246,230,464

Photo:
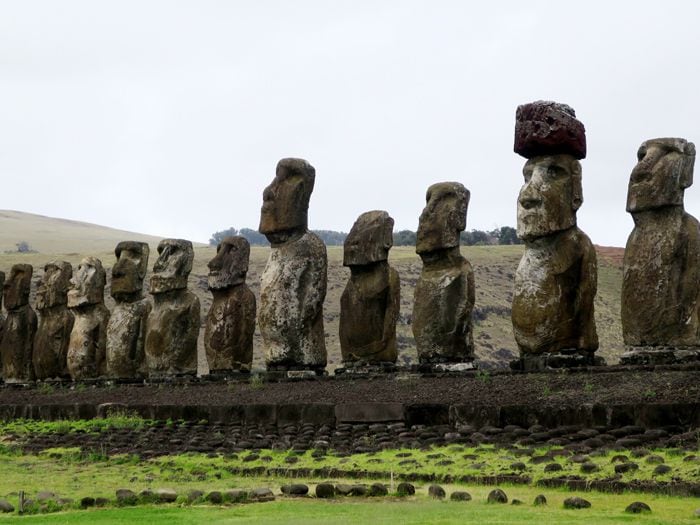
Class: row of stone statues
1,100,697,381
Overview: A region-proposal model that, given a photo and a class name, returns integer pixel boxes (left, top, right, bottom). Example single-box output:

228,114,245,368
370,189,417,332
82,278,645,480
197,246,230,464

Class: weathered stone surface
622,138,700,360
514,100,586,160
487,488,508,504
281,484,309,496
625,501,651,514
413,182,475,363
106,242,151,378
450,491,472,501
512,110,598,362
563,496,591,509
205,236,256,372
0,499,14,513
340,211,400,364
533,494,547,506
259,158,327,369
315,483,335,498
396,482,415,496
145,239,200,377
115,488,137,505
33,261,74,380
428,484,446,499
155,488,177,503
1,265,37,382
67,258,110,380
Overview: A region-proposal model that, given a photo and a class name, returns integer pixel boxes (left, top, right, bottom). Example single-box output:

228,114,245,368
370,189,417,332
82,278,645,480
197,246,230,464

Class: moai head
207,236,250,290
416,182,470,255
514,101,586,242
111,241,150,299
3,264,32,310
626,138,696,213
259,158,315,244
67,257,106,308
344,210,394,266
150,239,194,294
36,261,72,310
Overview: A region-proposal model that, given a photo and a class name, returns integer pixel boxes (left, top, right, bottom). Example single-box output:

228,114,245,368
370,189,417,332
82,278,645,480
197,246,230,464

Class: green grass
0,413,149,437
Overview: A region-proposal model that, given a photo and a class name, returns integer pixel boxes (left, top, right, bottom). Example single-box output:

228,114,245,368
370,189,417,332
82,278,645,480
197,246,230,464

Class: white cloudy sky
2,0,700,246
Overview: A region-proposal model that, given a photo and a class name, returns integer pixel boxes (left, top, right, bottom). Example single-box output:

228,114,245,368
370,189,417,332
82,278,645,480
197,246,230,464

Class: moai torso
340,210,400,364
205,236,256,372
145,239,200,376
67,258,110,380
1,265,37,382
106,242,151,378
622,138,700,347
33,261,74,380
510,101,598,361
412,183,475,363
258,158,327,369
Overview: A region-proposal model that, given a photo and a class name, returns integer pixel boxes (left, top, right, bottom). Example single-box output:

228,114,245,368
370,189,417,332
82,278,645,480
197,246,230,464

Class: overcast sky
2,0,700,247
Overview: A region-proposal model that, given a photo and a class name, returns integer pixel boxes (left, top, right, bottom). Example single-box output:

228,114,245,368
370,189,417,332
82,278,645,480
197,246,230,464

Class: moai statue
621,138,700,364
106,242,151,378
412,183,475,368
33,261,75,380
67,257,110,380
205,236,256,373
0,265,37,382
339,210,400,367
145,239,200,376
511,101,599,370
258,158,327,372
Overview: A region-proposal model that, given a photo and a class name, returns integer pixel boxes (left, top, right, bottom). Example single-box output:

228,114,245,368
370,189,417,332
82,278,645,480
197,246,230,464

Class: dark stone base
510,350,605,372
620,347,700,365
335,362,398,377
202,370,251,382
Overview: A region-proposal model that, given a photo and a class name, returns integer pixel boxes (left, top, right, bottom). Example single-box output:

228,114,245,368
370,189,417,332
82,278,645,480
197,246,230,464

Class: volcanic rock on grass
206,491,223,504
281,484,309,496
653,464,672,475
564,496,591,509
428,485,446,499
369,483,388,497
544,463,563,472
533,494,547,506
615,462,639,474
155,488,177,503
0,500,14,513
487,488,508,504
450,491,472,502
580,462,600,473
250,488,275,502
186,490,204,503
36,491,56,502
80,497,95,509
315,483,335,499
396,483,415,496
625,501,651,514
224,490,248,503
115,488,137,505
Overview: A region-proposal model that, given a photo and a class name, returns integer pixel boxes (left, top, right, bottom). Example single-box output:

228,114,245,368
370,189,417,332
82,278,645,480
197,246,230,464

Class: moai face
36,261,72,310
111,241,150,299
67,257,106,307
517,154,583,242
626,138,696,213
344,210,394,266
416,182,470,254
207,236,250,290
150,239,193,294
259,158,315,243
3,264,32,310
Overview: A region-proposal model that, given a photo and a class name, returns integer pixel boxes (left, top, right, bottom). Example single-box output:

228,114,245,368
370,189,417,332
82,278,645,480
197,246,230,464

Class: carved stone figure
67,257,110,380
340,211,400,365
0,265,37,382
511,101,598,369
145,239,200,376
621,138,700,363
258,158,327,370
412,183,475,365
205,236,256,372
106,241,151,378
33,261,74,380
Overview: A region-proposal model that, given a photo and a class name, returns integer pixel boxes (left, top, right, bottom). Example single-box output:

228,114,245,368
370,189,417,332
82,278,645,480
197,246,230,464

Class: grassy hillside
0,212,624,371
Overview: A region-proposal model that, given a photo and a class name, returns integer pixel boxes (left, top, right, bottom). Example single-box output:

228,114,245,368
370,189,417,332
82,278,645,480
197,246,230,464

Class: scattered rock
315,483,335,499
369,483,388,497
610,455,628,463
138,489,155,502
510,462,527,472
533,494,547,506
487,488,508,504
335,484,353,496
186,490,204,503
349,485,368,497
95,497,110,507
615,462,639,474
625,502,651,514
0,500,14,513
36,491,56,502
544,463,563,472
250,488,275,502
450,491,472,502
397,482,415,496
653,464,672,475
512,499,523,505
225,489,248,503
564,496,591,509
206,491,223,504
580,462,600,473
428,485,446,499
155,488,178,503
115,488,137,505
80,497,95,509
645,455,664,464
281,484,309,496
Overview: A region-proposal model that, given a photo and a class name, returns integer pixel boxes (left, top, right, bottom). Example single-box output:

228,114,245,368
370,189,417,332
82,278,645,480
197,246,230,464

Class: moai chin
621,138,700,364
145,239,200,377
511,101,599,371
412,182,475,367
106,241,151,378
67,257,110,380
205,236,256,373
339,210,400,366
0,265,37,382
258,158,327,371
33,261,75,380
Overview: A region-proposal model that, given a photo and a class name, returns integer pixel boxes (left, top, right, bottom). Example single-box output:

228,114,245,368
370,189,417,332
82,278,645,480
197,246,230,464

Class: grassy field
0,210,625,370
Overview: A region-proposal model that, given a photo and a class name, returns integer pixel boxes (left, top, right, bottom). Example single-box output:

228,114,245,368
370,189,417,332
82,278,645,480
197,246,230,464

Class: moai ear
383,216,395,250
137,244,150,280
571,160,583,211
680,142,695,190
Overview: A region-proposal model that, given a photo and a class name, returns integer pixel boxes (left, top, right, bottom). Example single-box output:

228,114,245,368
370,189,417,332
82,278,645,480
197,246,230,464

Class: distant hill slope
0,210,169,254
